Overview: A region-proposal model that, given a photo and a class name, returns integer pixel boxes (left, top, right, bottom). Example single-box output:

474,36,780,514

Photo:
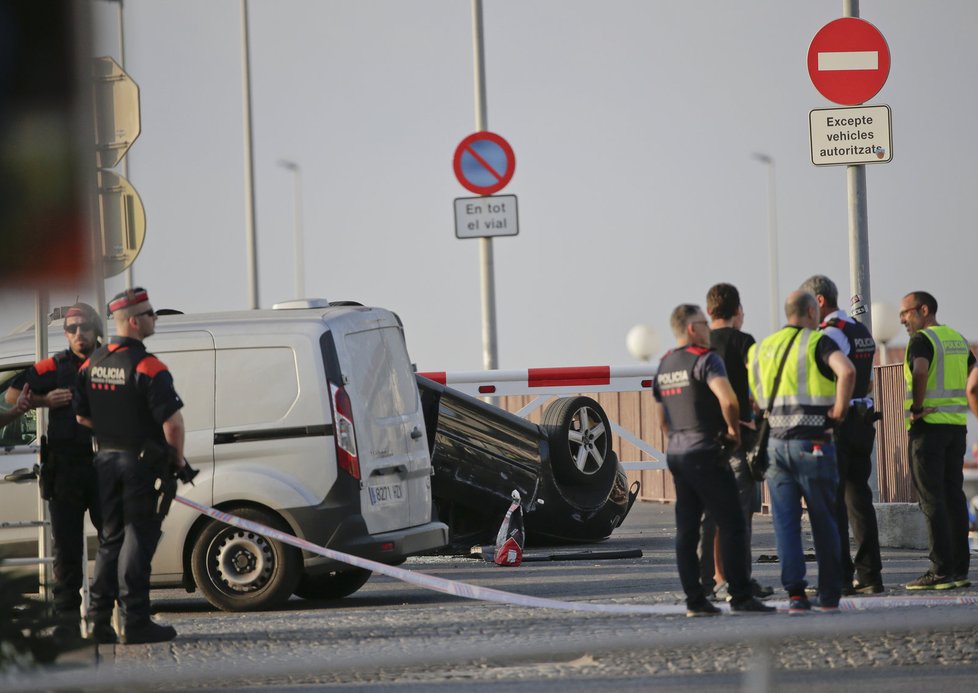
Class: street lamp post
752,153,779,333
278,160,304,298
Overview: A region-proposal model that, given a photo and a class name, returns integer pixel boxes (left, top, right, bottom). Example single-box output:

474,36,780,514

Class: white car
0,299,448,611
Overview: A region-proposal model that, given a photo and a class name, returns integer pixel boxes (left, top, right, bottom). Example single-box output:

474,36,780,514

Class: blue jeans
766,438,842,605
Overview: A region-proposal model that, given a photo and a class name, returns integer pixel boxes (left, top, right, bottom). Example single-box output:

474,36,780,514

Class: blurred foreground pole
34,291,51,599
241,0,259,309
472,0,498,370
843,0,873,332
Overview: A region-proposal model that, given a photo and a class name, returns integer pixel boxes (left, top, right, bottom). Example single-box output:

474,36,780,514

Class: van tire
293,568,372,600
191,507,301,612
542,396,613,486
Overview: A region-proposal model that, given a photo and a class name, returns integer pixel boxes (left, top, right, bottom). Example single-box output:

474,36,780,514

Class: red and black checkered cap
108,287,152,318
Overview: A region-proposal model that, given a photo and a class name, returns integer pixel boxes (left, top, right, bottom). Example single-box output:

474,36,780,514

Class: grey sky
2,0,976,373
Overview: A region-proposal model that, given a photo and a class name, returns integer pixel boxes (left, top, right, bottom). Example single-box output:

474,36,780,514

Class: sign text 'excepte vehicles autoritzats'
808,17,890,106
809,105,892,167
454,195,519,239
453,132,516,196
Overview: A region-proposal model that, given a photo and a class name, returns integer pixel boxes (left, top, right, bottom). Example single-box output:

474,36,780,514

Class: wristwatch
910,405,924,415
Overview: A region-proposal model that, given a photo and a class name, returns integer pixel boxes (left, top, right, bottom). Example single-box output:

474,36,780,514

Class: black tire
294,568,372,600
542,396,613,485
191,507,302,612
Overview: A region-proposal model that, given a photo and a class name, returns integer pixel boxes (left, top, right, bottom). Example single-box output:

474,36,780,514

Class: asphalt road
8,501,978,692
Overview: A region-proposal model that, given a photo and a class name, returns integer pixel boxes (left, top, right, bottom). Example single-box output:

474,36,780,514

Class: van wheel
191,507,301,612
542,396,613,485
294,568,372,600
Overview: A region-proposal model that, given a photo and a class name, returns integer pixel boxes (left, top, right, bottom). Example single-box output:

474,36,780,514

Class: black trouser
908,422,970,578
90,450,165,629
668,447,751,607
46,446,102,620
835,413,882,587
699,427,759,591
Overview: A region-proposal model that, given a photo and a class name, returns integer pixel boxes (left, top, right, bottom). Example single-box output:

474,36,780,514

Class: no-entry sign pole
471,0,498,370
844,0,872,334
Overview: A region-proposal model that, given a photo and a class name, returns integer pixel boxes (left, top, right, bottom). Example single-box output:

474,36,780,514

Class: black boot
89,621,118,645
124,620,176,645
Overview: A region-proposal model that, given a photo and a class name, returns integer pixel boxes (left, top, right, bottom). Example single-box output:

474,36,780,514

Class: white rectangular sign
809,104,892,166
454,194,519,239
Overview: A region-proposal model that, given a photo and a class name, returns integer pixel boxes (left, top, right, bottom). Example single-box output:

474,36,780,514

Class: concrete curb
874,502,928,550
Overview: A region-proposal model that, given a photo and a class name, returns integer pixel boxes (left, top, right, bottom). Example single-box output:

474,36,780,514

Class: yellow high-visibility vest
903,325,970,428
748,326,836,434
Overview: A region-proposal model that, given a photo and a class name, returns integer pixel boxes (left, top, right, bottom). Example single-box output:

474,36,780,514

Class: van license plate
368,482,405,506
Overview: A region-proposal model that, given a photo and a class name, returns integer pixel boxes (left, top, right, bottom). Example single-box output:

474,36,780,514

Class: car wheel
542,396,613,485
293,568,372,600
191,507,301,612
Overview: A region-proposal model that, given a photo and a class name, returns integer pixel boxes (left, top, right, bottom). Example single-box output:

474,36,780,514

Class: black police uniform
819,315,883,590
14,350,102,622
74,336,183,632
653,345,752,610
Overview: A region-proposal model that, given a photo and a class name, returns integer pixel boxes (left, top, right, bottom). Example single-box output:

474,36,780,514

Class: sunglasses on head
65,323,94,334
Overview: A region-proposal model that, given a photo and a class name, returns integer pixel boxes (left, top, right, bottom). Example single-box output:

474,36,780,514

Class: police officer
653,304,774,617
75,288,195,644
800,275,883,595
5,303,104,642
749,291,855,612
900,291,975,590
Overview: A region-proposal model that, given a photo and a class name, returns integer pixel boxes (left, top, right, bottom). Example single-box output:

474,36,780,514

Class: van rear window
344,327,418,419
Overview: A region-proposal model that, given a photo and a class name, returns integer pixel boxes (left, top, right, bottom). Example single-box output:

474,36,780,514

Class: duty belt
93,438,140,453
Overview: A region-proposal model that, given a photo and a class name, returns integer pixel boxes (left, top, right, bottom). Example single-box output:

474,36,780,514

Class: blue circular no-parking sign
453,132,515,195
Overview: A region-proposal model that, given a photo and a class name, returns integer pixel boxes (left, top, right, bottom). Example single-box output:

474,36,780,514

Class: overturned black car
417,376,640,550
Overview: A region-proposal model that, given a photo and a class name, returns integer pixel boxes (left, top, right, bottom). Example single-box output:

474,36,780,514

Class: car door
341,323,432,532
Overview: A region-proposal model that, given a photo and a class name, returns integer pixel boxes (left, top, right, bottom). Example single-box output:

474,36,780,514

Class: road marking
818,50,878,71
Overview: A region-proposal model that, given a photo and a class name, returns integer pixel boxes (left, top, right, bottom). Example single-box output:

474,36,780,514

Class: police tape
174,496,978,614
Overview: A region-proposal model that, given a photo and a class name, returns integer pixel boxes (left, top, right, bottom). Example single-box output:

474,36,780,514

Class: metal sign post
470,0,497,371
808,2,891,331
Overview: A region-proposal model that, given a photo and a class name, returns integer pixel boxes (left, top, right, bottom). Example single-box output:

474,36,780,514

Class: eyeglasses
135,309,156,318
898,305,921,319
65,323,94,334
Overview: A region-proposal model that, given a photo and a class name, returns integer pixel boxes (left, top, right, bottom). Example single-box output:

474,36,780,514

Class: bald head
785,291,819,328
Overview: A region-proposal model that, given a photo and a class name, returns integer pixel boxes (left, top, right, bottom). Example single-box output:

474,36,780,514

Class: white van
0,300,448,611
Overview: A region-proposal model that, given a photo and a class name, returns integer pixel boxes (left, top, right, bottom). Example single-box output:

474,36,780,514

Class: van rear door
339,323,431,533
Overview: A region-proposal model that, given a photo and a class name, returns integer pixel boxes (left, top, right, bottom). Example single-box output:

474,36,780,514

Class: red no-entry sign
808,18,890,106
453,132,515,195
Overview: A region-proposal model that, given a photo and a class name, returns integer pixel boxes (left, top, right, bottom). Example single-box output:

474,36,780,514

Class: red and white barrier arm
418,365,666,469
417,364,658,397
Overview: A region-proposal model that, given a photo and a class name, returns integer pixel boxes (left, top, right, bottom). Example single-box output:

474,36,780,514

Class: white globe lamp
871,302,901,365
626,324,660,363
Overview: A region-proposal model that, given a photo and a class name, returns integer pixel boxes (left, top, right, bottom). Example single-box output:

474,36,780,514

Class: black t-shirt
709,327,754,423
906,332,977,368
814,334,842,379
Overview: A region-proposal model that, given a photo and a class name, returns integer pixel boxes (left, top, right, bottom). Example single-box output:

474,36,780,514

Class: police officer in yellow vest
900,291,976,590
748,291,855,612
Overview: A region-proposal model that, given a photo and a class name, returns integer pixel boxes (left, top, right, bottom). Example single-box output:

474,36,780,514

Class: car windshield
0,368,36,447
344,327,418,420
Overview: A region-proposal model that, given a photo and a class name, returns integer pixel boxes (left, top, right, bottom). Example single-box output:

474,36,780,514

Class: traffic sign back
808,18,890,106
93,56,141,169
97,170,146,277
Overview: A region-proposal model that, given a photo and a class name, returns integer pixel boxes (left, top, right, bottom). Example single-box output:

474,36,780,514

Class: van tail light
329,383,360,480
